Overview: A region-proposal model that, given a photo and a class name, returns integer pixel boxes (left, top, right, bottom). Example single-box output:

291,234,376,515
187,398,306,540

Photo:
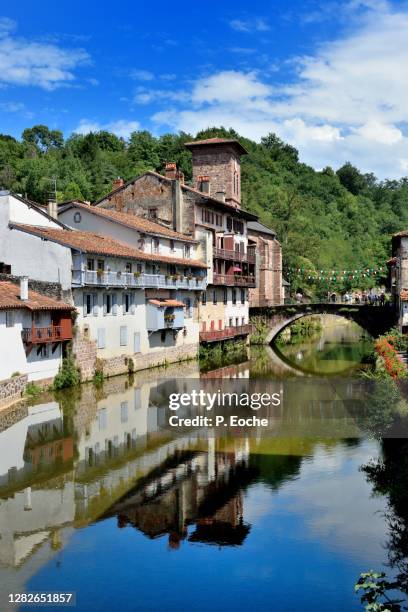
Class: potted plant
133,271,141,278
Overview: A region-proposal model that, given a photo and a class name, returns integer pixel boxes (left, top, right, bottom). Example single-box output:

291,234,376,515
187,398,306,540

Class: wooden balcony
213,247,256,264
213,274,256,288
199,324,252,343
22,325,72,344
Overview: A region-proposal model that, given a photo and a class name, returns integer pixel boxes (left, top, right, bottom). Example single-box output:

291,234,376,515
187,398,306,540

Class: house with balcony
0,279,73,383
389,230,408,332
94,138,260,343
10,223,207,378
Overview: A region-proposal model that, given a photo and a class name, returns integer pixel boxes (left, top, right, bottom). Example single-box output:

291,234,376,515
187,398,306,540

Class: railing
22,326,72,344
213,247,256,264
213,274,256,287
72,270,206,290
199,324,253,342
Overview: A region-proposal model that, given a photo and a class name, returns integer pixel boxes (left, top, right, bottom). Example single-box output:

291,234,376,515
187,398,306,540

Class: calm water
0,319,404,611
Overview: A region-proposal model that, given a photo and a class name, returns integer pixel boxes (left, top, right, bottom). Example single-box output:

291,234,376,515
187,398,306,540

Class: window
97,259,105,272
202,291,207,305
87,258,95,271
229,317,233,327
223,288,228,305
120,401,129,423
232,289,237,305
5,311,14,327
161,330,166,343
242,317,245,325
153,238,159,253
120,326,128,346
241,289,245,304
235,317,239,327
74,211,82,223
184,298,192,318
136,263,143,274
170,240,175,252
84,294,93,316
37,345,49,358
98,408,107,431
125,262,132,273
212,290,217,305
148,207,157,219
184,245,191,258
233,219,244,234
227,217,233,231
104,294,112,315
123,293,134,314
216,214,222,227
202,209,214,224
97,328,106,349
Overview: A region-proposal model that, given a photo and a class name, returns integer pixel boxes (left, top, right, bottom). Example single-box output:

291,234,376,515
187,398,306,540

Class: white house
0,279,73,382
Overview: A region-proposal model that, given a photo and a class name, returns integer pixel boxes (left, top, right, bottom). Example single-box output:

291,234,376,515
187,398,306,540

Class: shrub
53,353,80,390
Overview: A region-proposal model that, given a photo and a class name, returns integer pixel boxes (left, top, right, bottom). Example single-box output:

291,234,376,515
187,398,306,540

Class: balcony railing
72,270,206,290
213,274,256,288
22,326,72,344
199,324,253,343
213,247,256,264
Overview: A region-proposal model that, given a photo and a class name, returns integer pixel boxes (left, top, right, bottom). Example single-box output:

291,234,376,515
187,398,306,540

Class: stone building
247,220,283,307
390,230,408,332
95,138,262,343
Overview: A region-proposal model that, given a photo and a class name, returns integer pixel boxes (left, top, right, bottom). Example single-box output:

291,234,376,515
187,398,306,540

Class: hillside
1,125,408,296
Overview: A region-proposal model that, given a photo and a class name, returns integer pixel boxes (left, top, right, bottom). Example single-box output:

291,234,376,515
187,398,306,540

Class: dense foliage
2,124,408,295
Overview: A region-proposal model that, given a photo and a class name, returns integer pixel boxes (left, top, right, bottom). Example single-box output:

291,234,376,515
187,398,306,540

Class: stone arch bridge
250,303,396,344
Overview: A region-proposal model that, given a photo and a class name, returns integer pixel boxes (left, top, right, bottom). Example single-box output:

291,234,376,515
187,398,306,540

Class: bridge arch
250,303,395,345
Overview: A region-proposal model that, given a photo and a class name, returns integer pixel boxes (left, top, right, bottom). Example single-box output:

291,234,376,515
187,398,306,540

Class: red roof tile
0,281,72,311
11,224,207,269
400,290,408,300
68,202,197,242
184,138,248,155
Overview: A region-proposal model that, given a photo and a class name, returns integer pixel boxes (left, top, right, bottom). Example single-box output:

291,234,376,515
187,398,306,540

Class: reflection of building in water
0,402,75,569
101,439,256,549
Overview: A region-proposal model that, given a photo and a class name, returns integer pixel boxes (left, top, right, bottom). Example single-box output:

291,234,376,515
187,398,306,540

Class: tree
22,125,63,152
336,162,371,196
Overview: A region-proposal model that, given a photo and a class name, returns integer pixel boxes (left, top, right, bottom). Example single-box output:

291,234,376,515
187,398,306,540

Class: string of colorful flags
286,265,386,282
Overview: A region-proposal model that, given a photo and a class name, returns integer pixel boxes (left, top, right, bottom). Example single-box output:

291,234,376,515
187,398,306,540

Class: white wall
8,196,61,228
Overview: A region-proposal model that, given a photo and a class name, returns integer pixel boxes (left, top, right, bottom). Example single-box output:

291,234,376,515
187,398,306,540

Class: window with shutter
92,294,98,316
112,294,118,315
120,326,128,346
97,328,106,348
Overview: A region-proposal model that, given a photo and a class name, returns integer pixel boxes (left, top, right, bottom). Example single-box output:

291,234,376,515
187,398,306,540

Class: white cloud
229,17,270,33
0,17,89,90
151,3,408,178
0,100,24,112
130,69,155,81
74,118,140,138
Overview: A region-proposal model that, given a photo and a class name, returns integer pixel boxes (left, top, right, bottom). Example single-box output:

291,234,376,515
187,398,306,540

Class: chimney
47,199,58,219
165,162,177,180
197,175,210,194
215,190,226,202
20,276,28,301
113,177,124,190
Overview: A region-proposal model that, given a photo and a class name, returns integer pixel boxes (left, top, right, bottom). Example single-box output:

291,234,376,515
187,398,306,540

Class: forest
1,124,408,296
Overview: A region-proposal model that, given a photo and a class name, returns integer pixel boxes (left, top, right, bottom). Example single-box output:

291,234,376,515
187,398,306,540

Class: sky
1,0,408,178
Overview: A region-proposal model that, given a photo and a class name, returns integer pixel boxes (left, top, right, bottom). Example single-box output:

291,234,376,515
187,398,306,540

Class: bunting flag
286,265,386,283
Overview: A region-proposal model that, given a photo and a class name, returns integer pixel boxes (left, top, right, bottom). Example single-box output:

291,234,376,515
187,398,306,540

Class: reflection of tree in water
362,438,408,604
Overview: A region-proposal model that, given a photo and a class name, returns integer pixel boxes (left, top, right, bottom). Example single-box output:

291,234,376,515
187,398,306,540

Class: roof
0,281,72,311
247,220,276,237
148,299,185,308
393,230,408,238
62,201,197,242
11,224,207,269
184,138,248,156
400,290,408,301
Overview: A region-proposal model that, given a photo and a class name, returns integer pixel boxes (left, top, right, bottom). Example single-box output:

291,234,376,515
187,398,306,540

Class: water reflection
0,351,397,611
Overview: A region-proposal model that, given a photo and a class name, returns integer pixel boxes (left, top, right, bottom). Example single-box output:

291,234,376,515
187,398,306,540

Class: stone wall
190,144,241,207
99,343,198,378
72,331,97,381
0,374,28,409
248,233,283,307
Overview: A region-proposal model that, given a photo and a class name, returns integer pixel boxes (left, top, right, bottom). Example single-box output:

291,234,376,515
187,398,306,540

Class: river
0,317,405,611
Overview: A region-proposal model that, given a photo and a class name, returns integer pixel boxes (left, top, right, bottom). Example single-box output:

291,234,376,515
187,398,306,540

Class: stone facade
248,226,283,307
188,143,242,208
0,374,28,409
72,331,97,381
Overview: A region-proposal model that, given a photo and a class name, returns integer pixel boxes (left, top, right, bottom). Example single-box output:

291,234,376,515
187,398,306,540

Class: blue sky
1,0,408,178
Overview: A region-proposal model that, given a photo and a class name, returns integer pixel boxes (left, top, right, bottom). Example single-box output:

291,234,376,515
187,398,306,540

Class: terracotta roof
184,138,248,155
400,290,408,300
11,224,207,269
0,281,72,311
65,201,197,242
148,299,185,308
